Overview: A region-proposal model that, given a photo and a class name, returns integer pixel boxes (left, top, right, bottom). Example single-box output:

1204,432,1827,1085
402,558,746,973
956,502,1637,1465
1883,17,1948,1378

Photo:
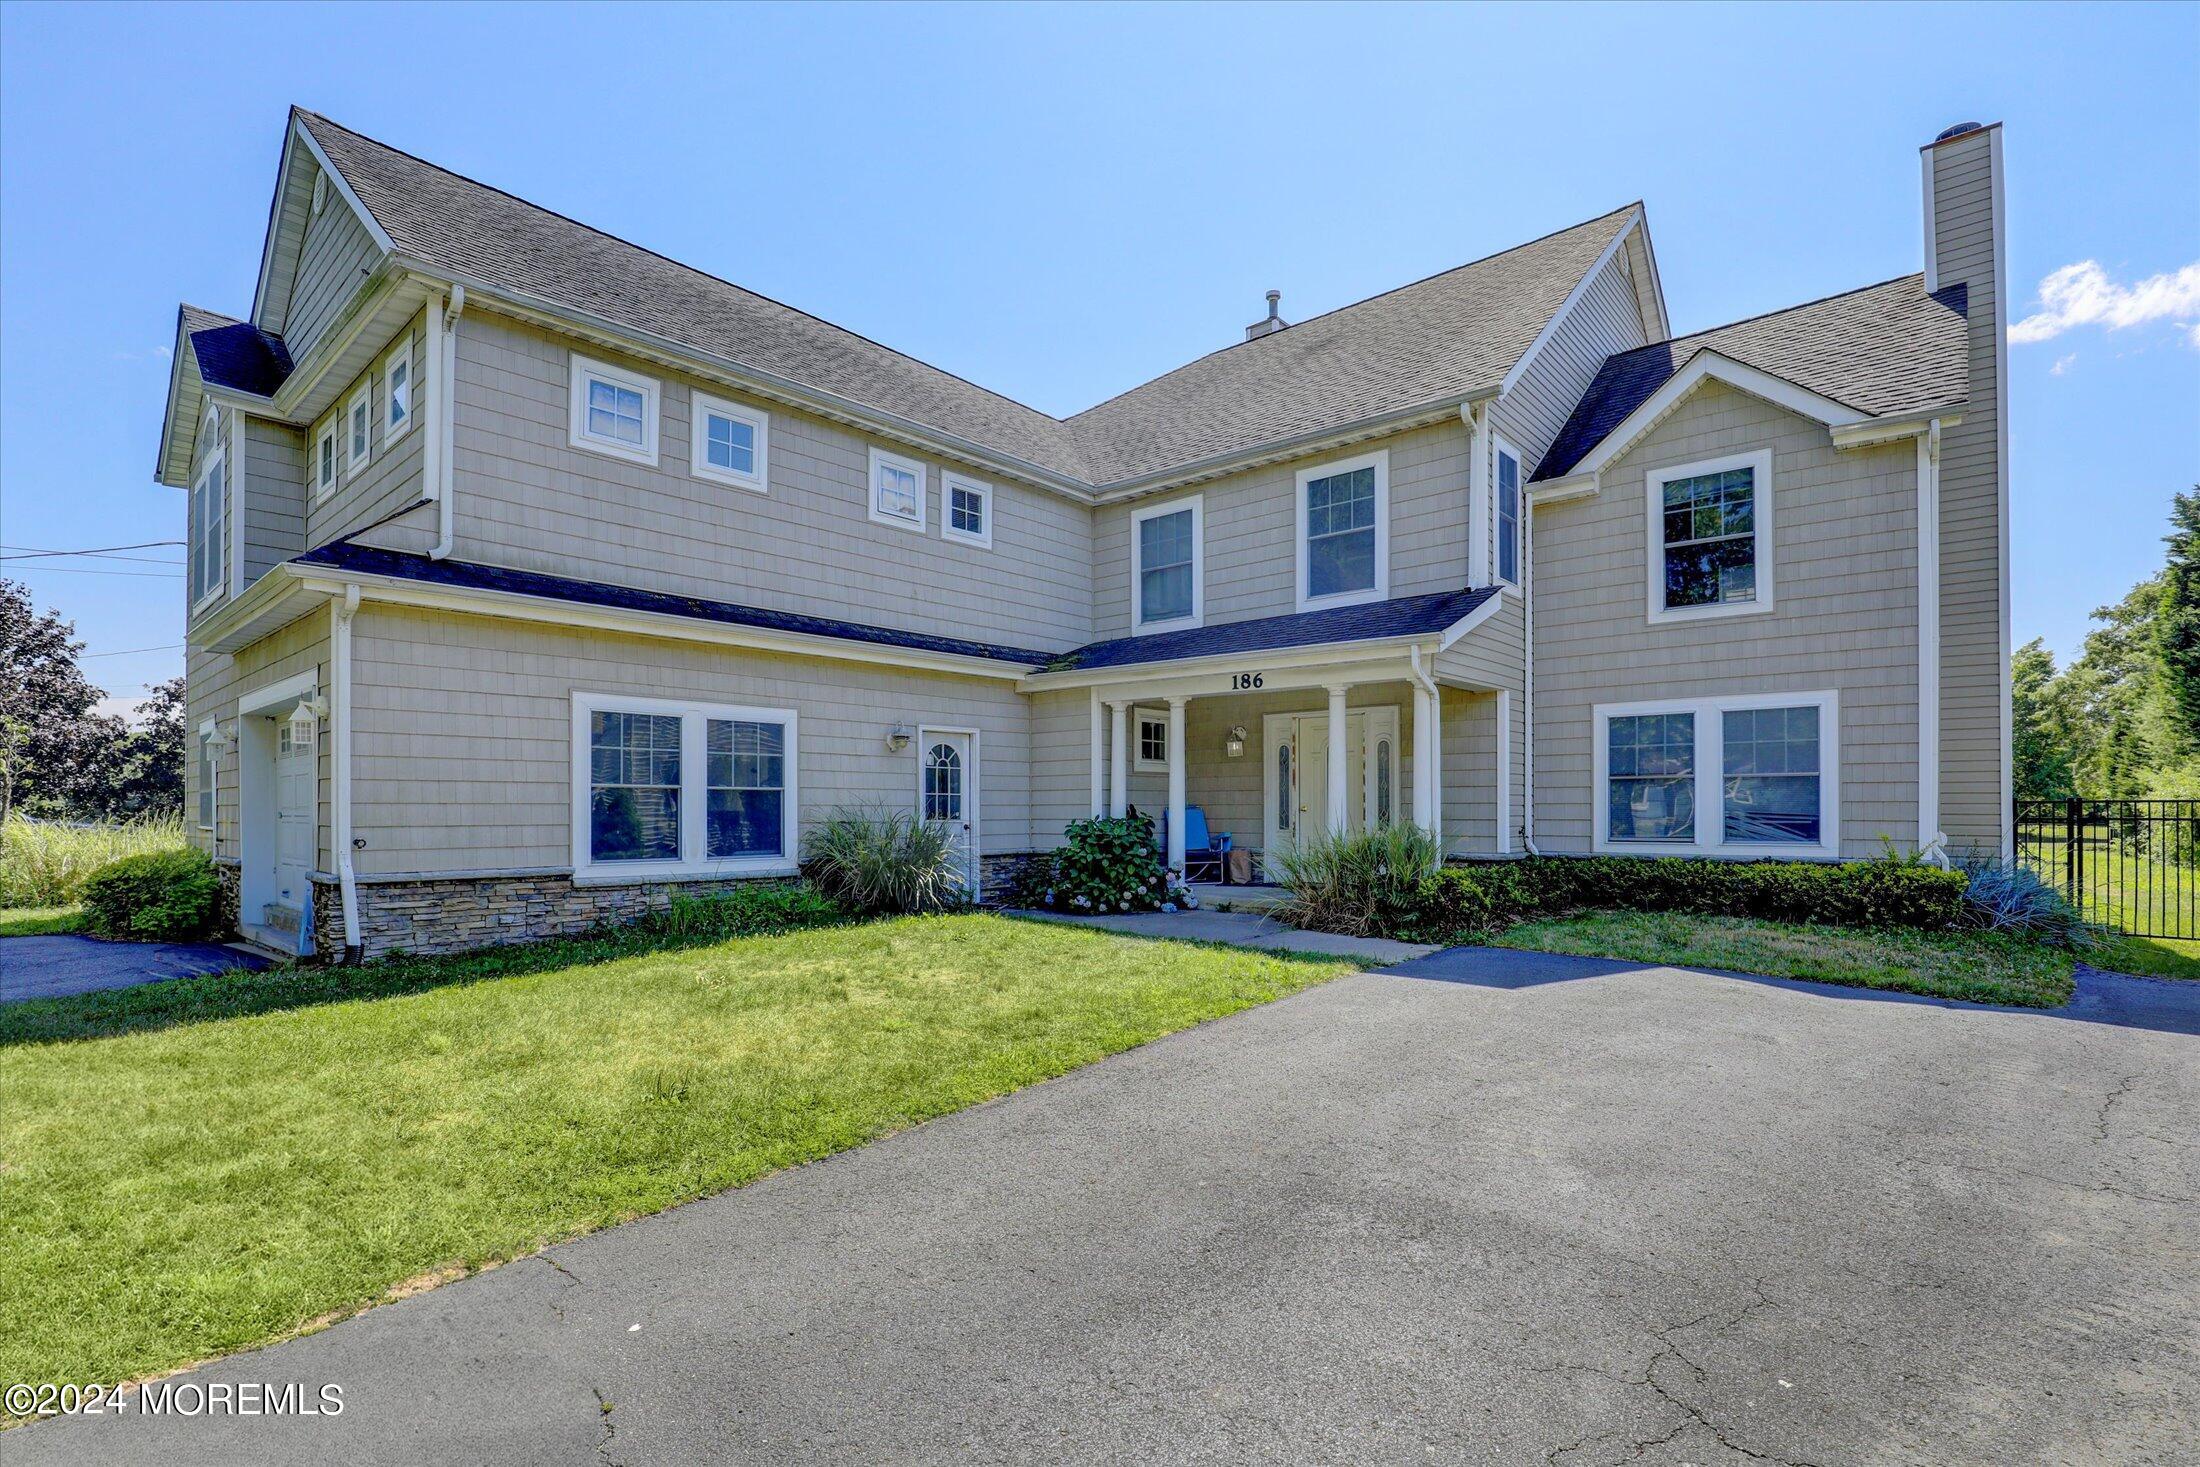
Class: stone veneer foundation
302,857,1040,959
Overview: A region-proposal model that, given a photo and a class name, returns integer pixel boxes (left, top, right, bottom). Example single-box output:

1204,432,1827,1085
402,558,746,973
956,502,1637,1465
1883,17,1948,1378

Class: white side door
273,721,314,909
920,731,976,893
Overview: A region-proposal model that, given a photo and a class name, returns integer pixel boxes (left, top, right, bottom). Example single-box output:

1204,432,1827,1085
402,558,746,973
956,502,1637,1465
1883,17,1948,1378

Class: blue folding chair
1162,806,1233,882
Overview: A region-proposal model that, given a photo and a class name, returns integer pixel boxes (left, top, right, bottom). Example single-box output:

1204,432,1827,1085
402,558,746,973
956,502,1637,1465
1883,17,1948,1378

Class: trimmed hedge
78,847,221,943
1399,855,1971,944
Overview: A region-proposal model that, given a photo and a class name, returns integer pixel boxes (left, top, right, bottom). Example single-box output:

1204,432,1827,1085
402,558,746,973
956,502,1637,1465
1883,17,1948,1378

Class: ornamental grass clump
802,806,968,916
1272,823,1440,937
1953,850,2099,949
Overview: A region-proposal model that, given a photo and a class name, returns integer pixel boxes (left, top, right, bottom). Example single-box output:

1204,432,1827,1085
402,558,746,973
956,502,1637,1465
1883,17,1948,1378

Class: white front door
1262,707,1401,877
273,721,314,909
921,730,977,893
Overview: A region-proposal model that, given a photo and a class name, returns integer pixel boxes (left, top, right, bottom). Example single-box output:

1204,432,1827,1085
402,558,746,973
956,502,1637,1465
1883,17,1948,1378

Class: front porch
1024,603,1522,878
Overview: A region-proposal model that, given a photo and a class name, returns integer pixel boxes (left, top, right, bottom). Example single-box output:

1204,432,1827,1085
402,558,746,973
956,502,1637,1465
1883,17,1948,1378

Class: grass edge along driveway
0,914,1355,1392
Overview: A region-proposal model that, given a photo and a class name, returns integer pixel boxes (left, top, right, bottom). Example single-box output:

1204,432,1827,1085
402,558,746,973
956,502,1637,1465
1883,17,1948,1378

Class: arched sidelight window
923,742,963,822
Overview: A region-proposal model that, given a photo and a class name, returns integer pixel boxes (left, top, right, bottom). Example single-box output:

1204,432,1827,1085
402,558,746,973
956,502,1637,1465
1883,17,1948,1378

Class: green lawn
2015,822,2200,979
2088,932,2200,981
0,914,1353,1390
1493,910,2076,1008
0,905,83,936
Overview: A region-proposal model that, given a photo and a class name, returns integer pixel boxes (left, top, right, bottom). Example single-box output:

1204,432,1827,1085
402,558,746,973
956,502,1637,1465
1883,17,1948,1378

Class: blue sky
3,1,2195,716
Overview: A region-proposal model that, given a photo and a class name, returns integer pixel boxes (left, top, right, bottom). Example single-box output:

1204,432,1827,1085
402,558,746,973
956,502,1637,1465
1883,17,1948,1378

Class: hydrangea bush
1016,812,1197,914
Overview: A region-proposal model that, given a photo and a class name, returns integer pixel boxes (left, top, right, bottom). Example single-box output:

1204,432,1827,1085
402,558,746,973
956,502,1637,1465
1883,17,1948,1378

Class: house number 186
1230,672,1266,690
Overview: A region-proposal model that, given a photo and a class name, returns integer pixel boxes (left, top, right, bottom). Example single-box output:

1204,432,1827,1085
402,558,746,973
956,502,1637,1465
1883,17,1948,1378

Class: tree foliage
0,579,182,821
2155,487,2200,749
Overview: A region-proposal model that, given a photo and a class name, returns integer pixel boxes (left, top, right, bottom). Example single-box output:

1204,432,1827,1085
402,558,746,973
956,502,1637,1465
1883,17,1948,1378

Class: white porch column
1108,700,1129,819
1326,684,1350,835
1165,696,1188,872
1412,682,1437,833
1089,690,1105,817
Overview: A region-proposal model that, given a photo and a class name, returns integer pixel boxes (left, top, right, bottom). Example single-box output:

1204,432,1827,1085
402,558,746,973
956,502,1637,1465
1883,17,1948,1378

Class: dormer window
1296,449,1388,610
690,392,768,493
568,352,660,465
868,447,926,532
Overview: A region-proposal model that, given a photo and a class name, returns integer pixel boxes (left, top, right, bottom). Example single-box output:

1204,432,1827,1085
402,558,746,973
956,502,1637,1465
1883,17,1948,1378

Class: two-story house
160,109,2009,960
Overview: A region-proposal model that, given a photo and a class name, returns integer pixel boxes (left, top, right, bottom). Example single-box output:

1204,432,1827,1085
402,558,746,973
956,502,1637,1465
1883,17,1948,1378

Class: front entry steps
1189,882,1289,913
262,902,304,935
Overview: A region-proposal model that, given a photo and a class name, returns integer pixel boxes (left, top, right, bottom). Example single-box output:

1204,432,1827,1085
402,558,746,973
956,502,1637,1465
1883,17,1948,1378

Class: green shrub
1394,853,1971,945
1028,812,1190,914
642,881,846,940
802,805,968,915
78,847,220,942
1,815,189,908
1273,824,1439,937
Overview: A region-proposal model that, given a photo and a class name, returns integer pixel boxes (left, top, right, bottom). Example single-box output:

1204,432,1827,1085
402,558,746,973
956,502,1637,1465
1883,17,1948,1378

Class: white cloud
2050,353,2077,376
2009,259,2200,346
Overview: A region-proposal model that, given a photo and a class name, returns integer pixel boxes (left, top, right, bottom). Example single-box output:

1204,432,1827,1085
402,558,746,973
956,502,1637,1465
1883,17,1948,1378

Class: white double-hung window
573,693,797,880
1595,691,1837,858
690,392,768,492
868,447,926,531
1131,496,1202,633
347,384,372,477
189,436,226,609
1296,449,1388,610
1495,440,1521,586
383,336,413,440
1647,450,1773,623
569,353,660,464
197,722,217,830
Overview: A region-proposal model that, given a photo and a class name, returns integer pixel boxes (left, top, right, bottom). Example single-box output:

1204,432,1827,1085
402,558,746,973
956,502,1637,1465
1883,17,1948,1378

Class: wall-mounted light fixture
886,724,913,753
1225,725,1248,759
288,696,328,739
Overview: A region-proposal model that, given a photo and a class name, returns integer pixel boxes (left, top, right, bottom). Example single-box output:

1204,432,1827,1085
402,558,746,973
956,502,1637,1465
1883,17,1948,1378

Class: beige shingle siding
348,603,1032,877
241,416,306,586
1092,421,1472,640
1437,595,1526,855
282,164,380,365
306,310,428,549
1530,381,1920,857
1929,129,2006,854
442,311,1094,650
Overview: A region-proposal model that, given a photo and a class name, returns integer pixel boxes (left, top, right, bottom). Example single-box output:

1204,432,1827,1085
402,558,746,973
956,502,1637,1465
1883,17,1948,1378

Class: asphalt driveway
0,934,267,1003
14,950,2197,1465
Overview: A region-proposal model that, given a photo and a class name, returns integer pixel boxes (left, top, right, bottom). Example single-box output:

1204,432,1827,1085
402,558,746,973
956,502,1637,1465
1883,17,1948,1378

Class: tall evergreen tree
2011,639,2076,799
2154,486,2200,751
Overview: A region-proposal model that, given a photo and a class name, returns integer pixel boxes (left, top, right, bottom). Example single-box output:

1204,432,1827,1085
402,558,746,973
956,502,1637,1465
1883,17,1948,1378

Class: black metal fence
2015,798,2200,939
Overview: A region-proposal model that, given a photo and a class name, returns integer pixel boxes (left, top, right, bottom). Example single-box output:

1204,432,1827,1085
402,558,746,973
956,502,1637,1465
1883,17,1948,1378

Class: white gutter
330,583,363,960
430,286,465,560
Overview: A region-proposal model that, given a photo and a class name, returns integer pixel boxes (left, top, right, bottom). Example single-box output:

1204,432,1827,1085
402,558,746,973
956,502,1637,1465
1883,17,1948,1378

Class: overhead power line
80,643,184,659
0,540,187,559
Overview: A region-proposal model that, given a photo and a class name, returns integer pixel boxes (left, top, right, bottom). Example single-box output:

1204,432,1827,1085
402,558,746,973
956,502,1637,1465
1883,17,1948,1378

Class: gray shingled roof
182,304,294,396
296,110,1635,490
1535,274,1969,481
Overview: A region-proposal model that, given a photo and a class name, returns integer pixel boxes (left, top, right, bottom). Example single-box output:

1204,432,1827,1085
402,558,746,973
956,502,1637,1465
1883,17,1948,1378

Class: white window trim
1295,447,1390,612
345,384,373,479
941,471,994,549
689,391,769,493
1592,690,1840,860
1493,434,1523,588
1132,706,1169,773
383,335,413,442
867,446,928,532
1130,494,1203,635
190,444,226,613
197,718,218,832
313,417,341,501
1645,449,1775,625
569,691,799,883
568,352,661,466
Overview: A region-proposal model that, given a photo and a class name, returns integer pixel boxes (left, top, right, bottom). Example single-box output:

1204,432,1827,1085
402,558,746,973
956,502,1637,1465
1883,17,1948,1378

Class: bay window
1594,692,1836,856
572,693,797,879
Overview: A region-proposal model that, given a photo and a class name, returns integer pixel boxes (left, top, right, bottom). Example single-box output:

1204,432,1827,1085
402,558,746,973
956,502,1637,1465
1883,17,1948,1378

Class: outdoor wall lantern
288,696,327,738
1225,725,1248,759
885,724,913,753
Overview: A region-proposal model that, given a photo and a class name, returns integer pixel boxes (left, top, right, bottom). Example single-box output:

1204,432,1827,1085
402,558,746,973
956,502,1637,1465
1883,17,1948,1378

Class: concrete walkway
15,946,2193,1465
0,934,269,1003
1008,906,1437,965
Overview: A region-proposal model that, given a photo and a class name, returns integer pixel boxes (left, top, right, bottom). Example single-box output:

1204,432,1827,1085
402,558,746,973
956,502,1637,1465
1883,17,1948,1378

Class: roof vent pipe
1245,290,1287,342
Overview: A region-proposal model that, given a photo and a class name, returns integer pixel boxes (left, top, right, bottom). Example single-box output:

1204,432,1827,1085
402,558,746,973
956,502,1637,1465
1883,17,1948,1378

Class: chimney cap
1244,290,1287,342
1934,121,1985,143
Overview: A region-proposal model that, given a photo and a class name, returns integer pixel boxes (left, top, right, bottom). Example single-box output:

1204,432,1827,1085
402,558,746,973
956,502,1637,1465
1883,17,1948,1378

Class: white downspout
429,285,465,560
331,583,363,961
1917,418,1947,867
1520,486,1540,856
